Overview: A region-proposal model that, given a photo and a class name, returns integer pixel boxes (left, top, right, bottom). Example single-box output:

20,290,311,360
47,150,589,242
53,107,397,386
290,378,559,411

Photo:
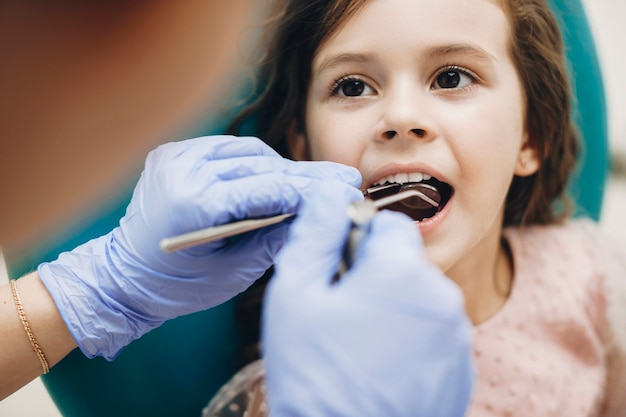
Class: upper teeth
374,172,432,186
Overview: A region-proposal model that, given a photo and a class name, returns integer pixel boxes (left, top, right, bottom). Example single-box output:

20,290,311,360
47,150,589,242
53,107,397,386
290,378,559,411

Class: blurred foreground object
0,0,258,256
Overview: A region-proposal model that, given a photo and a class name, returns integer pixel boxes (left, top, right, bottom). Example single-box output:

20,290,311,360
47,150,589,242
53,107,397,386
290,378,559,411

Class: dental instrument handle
160,213,295,253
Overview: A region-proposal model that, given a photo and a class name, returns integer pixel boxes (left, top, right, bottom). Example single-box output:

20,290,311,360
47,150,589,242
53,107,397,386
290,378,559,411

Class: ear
514,132,540,177
286,120,310,161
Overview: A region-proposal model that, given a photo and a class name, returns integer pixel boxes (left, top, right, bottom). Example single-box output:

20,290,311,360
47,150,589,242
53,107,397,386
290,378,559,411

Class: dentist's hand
38,135,361,360
262,185,474,417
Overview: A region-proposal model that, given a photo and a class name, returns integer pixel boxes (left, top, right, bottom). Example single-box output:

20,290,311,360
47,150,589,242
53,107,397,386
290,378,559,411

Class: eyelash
329,74,364,96
328,65,479,96
433,65,478,89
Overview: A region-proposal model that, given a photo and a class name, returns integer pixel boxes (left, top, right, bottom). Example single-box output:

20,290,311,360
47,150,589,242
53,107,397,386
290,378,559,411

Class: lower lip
415,196,451,236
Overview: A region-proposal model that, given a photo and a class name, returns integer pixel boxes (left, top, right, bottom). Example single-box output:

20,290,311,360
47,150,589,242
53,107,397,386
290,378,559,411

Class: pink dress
469,221,626,417
203,220,626,417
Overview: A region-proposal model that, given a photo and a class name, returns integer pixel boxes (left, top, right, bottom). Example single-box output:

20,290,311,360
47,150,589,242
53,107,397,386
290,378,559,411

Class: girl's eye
342,80,365,96
433,67,475,89
331,76,373,97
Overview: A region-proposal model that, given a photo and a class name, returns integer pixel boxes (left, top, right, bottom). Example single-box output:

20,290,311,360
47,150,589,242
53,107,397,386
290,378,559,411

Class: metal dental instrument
160,187,438,254
160,213,295,253
365,182,440,208
335,188,438,281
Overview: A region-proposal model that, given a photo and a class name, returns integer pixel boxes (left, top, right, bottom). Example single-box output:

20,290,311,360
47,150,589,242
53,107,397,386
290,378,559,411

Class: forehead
314,0,512,67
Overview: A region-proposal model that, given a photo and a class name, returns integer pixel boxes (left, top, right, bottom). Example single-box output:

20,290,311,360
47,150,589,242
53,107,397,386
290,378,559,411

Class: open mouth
364,173,453,222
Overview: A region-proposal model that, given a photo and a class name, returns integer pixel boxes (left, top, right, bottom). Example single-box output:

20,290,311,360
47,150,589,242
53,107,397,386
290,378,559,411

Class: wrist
38,235,160,360
1,273,71,397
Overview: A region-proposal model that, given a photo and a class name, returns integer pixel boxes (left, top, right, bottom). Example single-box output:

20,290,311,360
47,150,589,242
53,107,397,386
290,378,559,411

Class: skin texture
0,272,76,400
289,0,541,324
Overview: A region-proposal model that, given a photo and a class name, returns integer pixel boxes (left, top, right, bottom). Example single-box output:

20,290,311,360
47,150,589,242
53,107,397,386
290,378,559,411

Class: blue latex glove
262,185,474,417
38,135,361,360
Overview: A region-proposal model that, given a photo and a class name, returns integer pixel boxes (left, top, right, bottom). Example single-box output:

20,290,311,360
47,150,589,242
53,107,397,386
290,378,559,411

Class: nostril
411,128,426,137
383,130,397,140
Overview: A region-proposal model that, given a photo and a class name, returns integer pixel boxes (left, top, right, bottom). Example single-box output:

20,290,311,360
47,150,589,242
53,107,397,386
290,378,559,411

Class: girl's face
289,0,539,279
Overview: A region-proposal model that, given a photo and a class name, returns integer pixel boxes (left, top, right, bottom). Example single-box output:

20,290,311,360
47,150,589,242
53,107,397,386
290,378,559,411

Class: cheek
450,106,525,211
305,107,365,167
454,101,525,177
459,129,521,193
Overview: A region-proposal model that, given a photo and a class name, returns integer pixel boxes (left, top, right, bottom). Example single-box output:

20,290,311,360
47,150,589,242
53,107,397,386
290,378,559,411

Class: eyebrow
314,43,497,75
425,43,498,63
315,53,374,76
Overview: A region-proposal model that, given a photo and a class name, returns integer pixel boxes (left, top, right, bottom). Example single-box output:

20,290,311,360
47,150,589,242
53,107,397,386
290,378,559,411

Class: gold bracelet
10,279,50,374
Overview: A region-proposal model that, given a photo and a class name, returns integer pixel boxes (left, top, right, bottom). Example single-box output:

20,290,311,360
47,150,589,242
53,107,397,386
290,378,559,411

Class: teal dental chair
8,1,609,415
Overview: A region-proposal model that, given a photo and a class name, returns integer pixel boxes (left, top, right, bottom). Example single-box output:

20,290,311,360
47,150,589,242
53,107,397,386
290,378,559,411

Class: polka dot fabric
469,221,618,417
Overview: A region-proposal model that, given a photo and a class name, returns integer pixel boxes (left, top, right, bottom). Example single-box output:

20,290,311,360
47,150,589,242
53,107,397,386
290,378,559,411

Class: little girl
204,0,626,416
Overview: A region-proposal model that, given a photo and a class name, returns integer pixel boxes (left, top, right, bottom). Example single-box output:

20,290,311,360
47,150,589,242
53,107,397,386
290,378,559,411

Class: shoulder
569,219,626,350
505,219,623,332
504,217,600,246
504,218,621,271
570,223,626,415
505,220,626,392
507,218,626,351
503,219,598,281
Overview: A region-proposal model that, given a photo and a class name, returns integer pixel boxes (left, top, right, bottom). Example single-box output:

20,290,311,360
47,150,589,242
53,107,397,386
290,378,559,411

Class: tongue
397,183,441,208
366,182,442,221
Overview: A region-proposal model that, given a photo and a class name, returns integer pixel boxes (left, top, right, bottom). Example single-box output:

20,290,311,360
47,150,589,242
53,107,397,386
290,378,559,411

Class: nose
377,84,436,142
382,128,427,140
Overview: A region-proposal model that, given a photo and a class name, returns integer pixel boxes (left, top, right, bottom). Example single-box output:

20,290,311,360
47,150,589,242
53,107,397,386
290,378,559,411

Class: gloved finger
172,153,361,186
150,136,360,186
196,135,282,160
204,172,361,219
345,210,466,319
149,135,282,164
291,161,361,188
273,183,363,290
211,221,293,280
353,210,425,270
174,174,362,233
139,137,283,192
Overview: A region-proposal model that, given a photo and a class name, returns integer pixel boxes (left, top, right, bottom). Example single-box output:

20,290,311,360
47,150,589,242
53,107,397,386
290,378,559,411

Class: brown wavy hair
498,0,580,225
229,0,580,227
